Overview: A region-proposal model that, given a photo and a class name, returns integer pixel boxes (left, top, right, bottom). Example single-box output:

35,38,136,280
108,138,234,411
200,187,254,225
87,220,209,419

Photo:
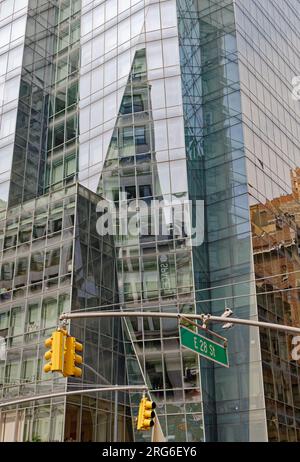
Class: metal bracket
58,318,69,332
180,314,228,345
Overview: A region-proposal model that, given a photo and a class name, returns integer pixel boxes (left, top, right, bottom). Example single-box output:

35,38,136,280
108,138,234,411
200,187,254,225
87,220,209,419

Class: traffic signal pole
59,311,300,335
114,388,118,442
3,312,298,440
0,385,148,409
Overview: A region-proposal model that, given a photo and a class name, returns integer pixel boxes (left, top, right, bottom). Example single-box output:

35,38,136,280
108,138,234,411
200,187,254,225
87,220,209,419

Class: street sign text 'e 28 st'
180,326,229,368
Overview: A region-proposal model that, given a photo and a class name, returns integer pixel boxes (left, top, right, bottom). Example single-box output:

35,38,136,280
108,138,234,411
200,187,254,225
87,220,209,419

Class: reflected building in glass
0,0,300,442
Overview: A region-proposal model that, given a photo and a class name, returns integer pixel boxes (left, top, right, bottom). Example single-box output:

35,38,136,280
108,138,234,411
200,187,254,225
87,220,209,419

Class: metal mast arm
60,311,300,335
0,385,148,409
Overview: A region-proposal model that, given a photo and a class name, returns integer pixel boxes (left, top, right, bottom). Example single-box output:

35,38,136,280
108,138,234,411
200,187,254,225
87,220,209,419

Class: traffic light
137,397,156,431
63,336,83,377
44,329,83,378
44,330,66,374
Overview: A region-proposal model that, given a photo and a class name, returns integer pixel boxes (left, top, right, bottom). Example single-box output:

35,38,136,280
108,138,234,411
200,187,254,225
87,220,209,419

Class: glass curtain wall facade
177,0,268,442
0,183,134,441
45,0,81,193
80,0,300,442
0,0,300,442
79,0,207,441
97,48,204,442
0,0,136,442
0,0,29,211
8,0,55,207
235,0,300,441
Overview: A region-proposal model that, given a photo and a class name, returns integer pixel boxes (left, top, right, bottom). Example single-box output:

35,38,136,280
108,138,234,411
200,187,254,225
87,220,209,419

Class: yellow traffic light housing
44,329,83,378
137,397,156,431
64,336,83,377
43,330,66,374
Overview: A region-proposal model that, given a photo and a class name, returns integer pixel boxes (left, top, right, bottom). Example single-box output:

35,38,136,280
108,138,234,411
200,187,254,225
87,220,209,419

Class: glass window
119,126,134,156
0,51,8,76
16,256,28,276
0,145,13,174
19,219,32,243
132,49,146,77
0,0,14,19
120,95,133,115
11,17,26,41
65,155,76,177
15,0,28,11
0,311,9,330
60,241,73,275
135,126,146,145
67,82,78,107
58,27,69,52
4,76,20,103
69,49,79,74
0,110,17,138
45,248,60,274
139,184,152,198
52,161,64,184
7,45,23,71
66,114,77,141
1,262,14,287
58,292,70,315
133,94,145,113
22,349,37,381
32,406,51,442
5,361,20,383
55,88,66,113
70,18,80,43
0,180,9,207
124,185,136,200
93,5,105,29
60,0,70,21
30,251,44,283
0,24,11,48
48,209,63,233
81,11,92,36
42,297,58,329
33,217,47,239
145,356,164,390
53,120,65,149
10,306,24,337
26,302,40,332
57,57,68,82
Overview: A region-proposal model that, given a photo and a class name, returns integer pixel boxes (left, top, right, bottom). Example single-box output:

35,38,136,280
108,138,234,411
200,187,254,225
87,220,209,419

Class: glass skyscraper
0,0,299,442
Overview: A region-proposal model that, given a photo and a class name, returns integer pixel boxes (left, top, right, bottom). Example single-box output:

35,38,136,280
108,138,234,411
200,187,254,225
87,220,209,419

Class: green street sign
180,326,229,368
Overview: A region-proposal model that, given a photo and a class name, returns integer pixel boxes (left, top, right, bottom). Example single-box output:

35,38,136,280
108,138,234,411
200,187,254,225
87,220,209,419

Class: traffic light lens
44,351,52,361
144,410,155,419
75,341,83,352
143,419,155,428
45,337,52,348
73,366,82,378
44,364,51,373
145,400,156,410
74,353,83,364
